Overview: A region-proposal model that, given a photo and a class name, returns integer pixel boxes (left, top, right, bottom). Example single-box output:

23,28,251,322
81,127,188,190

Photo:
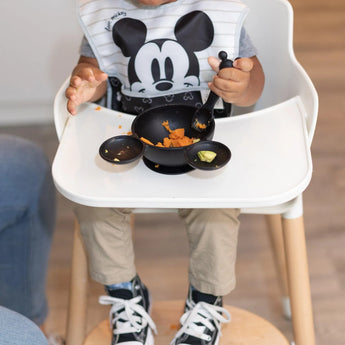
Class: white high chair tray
52,96,312,208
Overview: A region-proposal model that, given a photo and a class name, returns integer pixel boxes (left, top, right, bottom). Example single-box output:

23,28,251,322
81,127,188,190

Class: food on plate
194,119,207,130
140,137,155,146
140,121,199,148
197,150,217,163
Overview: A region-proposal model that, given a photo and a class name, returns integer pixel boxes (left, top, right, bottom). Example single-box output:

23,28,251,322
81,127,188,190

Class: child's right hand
65,57,108,115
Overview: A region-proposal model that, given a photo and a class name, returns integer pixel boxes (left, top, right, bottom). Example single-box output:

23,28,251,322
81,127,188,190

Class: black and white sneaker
170,287,231,345
99,275,157,345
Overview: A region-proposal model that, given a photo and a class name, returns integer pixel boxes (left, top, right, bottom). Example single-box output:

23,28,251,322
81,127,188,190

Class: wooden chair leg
65,219,89,345
130,214,135,231
282,215,315,345
265,214,291,319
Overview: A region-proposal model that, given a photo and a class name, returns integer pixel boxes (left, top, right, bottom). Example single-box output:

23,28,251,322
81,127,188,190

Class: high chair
52,0,318,344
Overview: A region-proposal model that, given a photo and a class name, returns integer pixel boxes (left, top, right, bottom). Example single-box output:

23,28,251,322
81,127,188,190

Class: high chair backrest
54,0,318,143
237,0,318,143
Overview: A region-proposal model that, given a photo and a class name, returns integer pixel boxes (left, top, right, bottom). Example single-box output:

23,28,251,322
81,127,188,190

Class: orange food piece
140,137,155,146
161,120,171,132
140,121,196,148
163,121,195,147
169,127,185,139
196,121,207,129
95,106,102,111
163,137,172,147
174,137,194,147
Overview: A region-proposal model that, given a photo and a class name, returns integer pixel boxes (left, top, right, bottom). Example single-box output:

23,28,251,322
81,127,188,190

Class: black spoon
191,51,234,132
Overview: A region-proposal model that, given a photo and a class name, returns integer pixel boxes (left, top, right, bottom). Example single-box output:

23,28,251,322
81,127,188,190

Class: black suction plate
185,140,231,170
99,135,144,164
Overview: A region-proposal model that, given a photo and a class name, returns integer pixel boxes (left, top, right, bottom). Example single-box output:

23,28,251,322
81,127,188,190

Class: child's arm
208,56,265,107
65,56,108,115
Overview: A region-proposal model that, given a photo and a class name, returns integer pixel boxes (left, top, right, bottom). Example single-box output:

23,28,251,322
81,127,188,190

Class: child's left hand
208,56,264,107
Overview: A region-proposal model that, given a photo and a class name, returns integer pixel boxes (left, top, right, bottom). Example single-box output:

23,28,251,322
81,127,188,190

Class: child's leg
178,208,240,296
74,206,136,285
74,206,156,345
172,208,240,345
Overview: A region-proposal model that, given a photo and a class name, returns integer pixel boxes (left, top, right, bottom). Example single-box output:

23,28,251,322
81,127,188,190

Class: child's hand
207,55,264,107
65,58,108,115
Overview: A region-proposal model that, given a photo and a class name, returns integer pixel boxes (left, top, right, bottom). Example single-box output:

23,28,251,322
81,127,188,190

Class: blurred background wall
0,0,82,125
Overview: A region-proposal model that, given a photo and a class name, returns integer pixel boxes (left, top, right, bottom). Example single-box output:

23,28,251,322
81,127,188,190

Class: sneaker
99,275,157,345
170,287,231,345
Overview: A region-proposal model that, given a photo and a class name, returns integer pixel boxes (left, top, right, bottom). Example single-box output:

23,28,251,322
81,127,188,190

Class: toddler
66,0,265,344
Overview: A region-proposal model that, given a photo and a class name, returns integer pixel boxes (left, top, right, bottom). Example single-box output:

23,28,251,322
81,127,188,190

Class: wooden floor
1,0,344,344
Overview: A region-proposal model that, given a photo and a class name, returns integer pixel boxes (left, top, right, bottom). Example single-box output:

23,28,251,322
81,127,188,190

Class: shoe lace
172,302,231,343
99,295,157,335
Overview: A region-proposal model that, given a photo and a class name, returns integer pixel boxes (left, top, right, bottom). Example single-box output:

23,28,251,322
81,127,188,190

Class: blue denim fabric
0,135,56,326
0,306,49,345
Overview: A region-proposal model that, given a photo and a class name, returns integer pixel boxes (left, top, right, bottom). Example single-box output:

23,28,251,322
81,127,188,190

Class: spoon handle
218,51,234,69
191,51,234,132
202,51,234,111
202,91,220,112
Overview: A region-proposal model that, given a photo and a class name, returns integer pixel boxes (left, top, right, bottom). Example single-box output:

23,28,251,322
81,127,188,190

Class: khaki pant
74,206,240,296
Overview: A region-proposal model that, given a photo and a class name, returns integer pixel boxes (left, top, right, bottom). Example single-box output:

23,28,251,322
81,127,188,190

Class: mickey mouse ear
113,18,147,57
174,11,214,51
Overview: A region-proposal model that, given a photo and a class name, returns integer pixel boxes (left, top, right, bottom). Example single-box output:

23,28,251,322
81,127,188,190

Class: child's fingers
233,58,253,72
209,56,253,73
208,56,221,73
70,70,107,88
66,99,78,115
73,67,96,83
208,81,237,102
65,67,107,115
65,87,78,115
217,60,252,83
95,72,108,82
211,75,237,92
78,67,107,83
65,85,77,100
209,56,252,84
69,75,83,88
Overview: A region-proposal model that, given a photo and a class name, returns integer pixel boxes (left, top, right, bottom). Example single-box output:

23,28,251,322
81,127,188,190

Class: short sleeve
239,27,257,58
79,36,96,58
